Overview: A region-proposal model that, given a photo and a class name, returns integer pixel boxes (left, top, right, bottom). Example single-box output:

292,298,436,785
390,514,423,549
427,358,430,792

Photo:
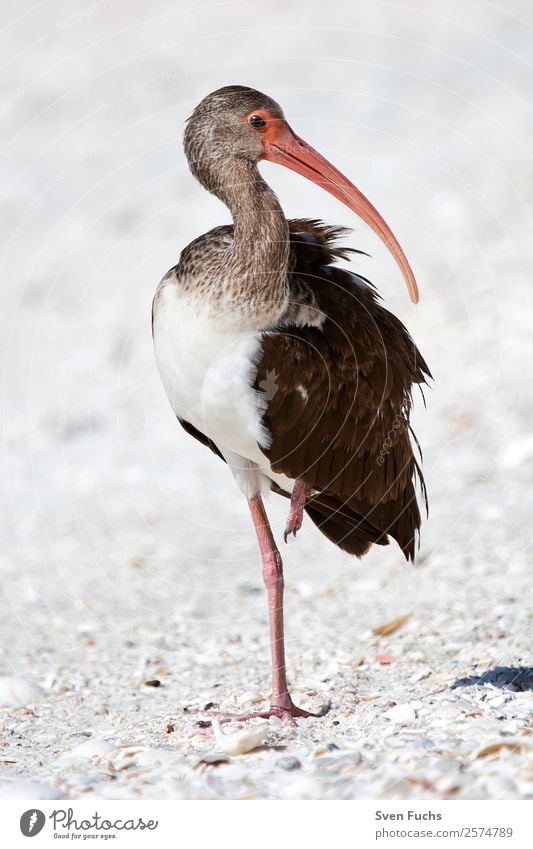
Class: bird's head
184,85,419,303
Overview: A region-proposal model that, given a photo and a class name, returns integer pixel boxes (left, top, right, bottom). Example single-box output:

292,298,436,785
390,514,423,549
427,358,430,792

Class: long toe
187,699,331,725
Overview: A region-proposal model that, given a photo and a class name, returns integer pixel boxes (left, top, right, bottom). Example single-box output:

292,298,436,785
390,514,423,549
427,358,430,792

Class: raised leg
284,480,312,542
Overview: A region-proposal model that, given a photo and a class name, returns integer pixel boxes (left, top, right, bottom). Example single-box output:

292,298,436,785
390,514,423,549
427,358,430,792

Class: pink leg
284,480,312,543
188,494,328,723
247,494,315,718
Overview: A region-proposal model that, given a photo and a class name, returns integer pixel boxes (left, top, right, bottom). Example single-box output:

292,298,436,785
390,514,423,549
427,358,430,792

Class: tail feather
271,482,420,561
304,494,383,558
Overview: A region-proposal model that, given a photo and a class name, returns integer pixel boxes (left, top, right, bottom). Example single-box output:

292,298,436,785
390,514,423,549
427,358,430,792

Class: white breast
153,280,294,497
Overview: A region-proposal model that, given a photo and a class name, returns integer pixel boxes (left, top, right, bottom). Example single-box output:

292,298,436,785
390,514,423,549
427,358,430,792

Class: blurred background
0,0,532,797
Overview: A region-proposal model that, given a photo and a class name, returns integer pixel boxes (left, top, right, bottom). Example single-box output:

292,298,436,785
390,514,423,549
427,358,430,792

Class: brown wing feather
256,220,431,561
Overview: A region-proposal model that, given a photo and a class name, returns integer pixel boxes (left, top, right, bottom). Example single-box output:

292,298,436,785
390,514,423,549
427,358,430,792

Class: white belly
153,281,294,497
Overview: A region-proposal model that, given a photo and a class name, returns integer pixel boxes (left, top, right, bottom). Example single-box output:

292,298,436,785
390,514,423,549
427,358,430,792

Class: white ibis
152,86,430,721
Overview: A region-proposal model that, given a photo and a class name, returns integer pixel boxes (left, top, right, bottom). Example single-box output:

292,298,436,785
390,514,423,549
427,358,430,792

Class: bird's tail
304,487,421,561
303,492,385,558
271,482,420,560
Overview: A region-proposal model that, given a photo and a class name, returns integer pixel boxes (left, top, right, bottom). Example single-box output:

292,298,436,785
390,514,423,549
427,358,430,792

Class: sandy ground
1,0,532,800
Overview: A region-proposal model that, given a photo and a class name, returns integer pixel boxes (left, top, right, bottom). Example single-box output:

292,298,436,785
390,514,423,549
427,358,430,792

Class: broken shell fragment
211,719,269,756
0,677,44,707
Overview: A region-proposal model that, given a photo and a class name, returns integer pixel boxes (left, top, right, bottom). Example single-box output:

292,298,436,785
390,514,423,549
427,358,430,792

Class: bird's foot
241,699,329,723
187,696,331,726
284,481,313,543
283,510,303,543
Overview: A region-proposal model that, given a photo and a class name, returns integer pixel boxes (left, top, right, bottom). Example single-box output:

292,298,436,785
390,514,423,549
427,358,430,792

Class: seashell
57,738,116,762
204,772,253,798
376,653,397,665
211,719,268,755
114,746,145,761
236,691,264,706
285,777,325,799
433,774,465,795
134,748,185,768
0,677,44,707
383,703,417,724
474,738,533,759
411,666,432,682
195,752,230,767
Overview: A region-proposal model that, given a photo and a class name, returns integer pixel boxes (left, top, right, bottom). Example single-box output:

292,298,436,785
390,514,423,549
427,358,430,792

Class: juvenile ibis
152,86,430,721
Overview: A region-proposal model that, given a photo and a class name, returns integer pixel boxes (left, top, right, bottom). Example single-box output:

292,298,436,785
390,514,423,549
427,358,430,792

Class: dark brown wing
255,219,431,561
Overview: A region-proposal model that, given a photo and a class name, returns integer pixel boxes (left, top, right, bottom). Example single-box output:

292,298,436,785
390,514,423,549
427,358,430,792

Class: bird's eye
249,114,266,128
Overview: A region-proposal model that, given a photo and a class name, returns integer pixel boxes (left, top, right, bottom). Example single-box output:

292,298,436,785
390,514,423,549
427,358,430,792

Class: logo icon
20,809,46,837
258,368,279,402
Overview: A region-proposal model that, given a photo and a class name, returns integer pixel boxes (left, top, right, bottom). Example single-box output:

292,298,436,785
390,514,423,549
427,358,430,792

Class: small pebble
276,755,302,771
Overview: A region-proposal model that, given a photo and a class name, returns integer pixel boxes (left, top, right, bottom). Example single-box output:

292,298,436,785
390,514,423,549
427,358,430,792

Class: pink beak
262,121,419,304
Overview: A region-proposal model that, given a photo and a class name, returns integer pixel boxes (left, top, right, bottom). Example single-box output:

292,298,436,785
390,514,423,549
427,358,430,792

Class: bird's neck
216,159,290,327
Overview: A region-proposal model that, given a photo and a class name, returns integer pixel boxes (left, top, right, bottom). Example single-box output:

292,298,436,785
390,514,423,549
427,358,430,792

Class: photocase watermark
20,809,45,837
56,308,82,437
19,807,159,838
257,368,279,402
517,190,532,222
329,145,394,175
56,0,123,31
113,57,262,104
2,137,107,263
0,84,24,118
420,142,487,204
376,414,403,465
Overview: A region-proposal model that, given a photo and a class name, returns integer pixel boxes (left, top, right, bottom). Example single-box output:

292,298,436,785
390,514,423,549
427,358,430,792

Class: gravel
1,0,532,800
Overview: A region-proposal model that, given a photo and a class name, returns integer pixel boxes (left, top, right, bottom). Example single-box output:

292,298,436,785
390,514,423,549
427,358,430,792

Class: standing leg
248,494,314,719
185,492,328,722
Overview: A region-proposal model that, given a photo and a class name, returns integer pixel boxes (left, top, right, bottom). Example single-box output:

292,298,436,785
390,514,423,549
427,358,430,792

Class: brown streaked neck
214,157,290,324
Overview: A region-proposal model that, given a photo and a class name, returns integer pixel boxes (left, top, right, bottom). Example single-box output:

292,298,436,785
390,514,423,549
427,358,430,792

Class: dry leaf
373,613,411,637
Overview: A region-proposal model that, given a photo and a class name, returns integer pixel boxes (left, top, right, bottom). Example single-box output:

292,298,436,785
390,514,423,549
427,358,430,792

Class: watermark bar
3,799,529,847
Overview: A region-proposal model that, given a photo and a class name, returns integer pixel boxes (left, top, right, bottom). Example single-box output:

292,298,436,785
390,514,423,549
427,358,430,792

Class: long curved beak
261,121,419,304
